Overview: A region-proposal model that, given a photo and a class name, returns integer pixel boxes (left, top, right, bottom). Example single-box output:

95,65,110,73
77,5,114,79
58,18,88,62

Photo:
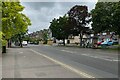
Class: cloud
21,2,96,33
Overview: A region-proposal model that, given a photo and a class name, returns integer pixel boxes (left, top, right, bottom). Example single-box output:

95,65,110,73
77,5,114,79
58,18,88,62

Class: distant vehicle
57,40,63,45
101,40,113,46
29,41,39,45
22,41,27,46
99,38,113,46
97,38,114,46
97,40,104,46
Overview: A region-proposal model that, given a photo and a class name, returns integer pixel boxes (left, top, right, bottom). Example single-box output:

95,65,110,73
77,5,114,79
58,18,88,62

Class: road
29,44,119,78
2,44,119,78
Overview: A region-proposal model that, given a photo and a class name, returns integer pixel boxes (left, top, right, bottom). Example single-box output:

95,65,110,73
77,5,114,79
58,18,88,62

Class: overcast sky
21,2,97,33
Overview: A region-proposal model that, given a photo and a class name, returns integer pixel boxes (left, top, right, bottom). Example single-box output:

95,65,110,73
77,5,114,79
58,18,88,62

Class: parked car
101,40,113,46
97,40,104,46
97,38,115,46
100,38,113,46
22,41,27,46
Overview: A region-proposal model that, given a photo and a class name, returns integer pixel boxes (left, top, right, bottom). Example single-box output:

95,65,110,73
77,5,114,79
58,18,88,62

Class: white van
22,41,27,46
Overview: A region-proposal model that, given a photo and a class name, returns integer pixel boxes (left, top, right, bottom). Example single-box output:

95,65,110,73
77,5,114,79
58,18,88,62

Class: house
68,33,92,46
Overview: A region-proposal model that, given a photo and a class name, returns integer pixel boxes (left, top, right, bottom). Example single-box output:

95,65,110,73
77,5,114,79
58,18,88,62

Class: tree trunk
79,33,83,47
63,39,65,46
18,36,23,48
19,40,23,47
92,34,98,48
7,39,11,48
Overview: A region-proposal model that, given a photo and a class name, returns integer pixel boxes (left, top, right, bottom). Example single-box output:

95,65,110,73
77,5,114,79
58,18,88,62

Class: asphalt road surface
29,44,119,78
2,44,119,79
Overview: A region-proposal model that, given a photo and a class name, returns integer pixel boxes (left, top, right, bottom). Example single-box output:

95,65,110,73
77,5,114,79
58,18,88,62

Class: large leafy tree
2,2,31,47
91,2,120,36
67,5,90,46
42,29,49,42
112,2,120,36
49,15,69,45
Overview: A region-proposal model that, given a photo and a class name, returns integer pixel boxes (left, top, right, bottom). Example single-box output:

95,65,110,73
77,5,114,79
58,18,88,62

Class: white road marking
61,50,76,54
61,50,119,62
30,49,95,78
81,54,119,62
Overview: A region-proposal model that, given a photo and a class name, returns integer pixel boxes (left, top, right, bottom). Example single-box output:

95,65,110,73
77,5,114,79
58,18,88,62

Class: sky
21,1,97,33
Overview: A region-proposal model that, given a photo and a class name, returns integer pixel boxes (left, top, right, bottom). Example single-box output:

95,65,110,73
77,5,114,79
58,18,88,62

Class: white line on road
81,54,119,62
61,50,76,53
30,49,95,78
61,49,119,62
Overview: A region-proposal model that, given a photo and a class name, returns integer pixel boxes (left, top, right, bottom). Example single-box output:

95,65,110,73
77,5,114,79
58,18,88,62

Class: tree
41,29,49,44
2,2,31,48
2,2,23,39
91,2,112,34
49,15,69,45
91,2,120,36
112,2,120,36
67,5,90,46
11,31,27,47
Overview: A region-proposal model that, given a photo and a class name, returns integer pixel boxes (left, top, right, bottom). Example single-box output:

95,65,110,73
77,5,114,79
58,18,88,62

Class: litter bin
67,40,70,44
2,40,7,53
2,46,6,53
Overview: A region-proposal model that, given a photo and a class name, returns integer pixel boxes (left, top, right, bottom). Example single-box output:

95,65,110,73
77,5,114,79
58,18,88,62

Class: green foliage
49,15,69,40
2,39,7,46
67,5,90,34
42,29,49,41
2,2,31,40
0,31,7,46
67,5,90,46
112,2,120,35
29,38,39,44
1,2,31,48
23,34,30,41
91,2,120,35
0,0,2,13
0,31,2,40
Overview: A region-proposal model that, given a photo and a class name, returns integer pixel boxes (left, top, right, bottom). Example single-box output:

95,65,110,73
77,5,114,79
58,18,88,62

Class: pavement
1,44,119,78
2,47,81,78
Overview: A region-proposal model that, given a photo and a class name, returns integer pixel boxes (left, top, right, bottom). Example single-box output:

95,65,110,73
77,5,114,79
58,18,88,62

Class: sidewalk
2,47,80,78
